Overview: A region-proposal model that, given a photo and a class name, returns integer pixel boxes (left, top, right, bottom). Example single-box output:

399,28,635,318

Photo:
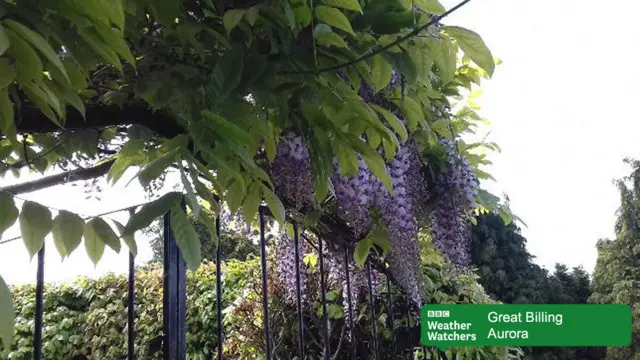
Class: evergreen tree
470,212,605,360
591,159,640,359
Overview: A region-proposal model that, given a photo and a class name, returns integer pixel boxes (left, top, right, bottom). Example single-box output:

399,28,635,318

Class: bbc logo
427,310,450,318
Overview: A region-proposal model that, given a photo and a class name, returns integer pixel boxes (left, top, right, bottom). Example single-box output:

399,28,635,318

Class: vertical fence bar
128,251,135,360
386,277,396,358
163,200,187,360
318,237,330,360
343,248,356,360
128,208,136,360
292,223,305,359
216,216,223,360
34,244,45,360
258,207,272,360
366,260,379,360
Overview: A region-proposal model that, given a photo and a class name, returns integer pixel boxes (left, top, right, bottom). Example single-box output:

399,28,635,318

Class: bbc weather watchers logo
428,310,450,318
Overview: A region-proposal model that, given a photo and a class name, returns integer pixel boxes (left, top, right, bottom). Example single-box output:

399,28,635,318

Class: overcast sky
2,0,640,284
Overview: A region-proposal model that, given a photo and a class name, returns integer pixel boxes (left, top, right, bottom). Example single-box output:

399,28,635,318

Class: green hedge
6,259,253,360
4,248,521,359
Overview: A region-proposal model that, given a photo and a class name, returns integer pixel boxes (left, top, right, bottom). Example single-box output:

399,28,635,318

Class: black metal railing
29,200,421,360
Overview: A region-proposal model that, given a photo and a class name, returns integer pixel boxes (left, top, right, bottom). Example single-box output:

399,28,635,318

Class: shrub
5,249,520,359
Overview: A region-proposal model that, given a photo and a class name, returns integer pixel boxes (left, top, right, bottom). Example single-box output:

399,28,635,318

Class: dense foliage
0,0,511,348
469,212,605,360
1,241,522,360
591,159,640,360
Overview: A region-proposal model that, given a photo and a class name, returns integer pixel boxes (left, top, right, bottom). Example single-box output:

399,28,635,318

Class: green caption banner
421,304,631,350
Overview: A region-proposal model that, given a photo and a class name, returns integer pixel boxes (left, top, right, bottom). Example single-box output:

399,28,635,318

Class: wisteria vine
268,70,480,310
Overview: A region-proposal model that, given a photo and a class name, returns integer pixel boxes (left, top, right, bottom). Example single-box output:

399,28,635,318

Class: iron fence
27,200,424,360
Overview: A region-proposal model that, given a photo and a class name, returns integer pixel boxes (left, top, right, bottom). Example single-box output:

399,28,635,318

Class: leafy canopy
0,0,507,347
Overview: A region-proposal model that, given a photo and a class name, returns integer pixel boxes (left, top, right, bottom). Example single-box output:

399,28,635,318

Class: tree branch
14,104,184,139
2,159,114,195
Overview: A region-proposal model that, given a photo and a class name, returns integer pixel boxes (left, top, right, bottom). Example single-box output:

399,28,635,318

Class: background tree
591,158,640,360
470,212,606,360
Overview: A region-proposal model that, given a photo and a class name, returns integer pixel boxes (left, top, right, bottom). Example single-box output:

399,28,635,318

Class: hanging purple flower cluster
331,159,377,238
268,68,480,310
273,232,309,305
270,132,315,211
376,142,426,306
430,138,479,266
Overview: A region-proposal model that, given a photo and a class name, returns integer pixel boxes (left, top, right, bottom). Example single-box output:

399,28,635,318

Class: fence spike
216,215,224,360
293,223,306,359
387,277,396,358
128,252,136,360
258,207,272,360
34,244,45,360
318,236,330,360
366,260,379,360
344,248,357,360
128,208,136,360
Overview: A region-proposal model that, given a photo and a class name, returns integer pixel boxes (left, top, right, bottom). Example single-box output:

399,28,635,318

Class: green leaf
223,9,246,34
315,5,355,36
202,111,253,146
242,181,262,225
113,220,137,256
5,29,43,83
499,207,513,225
94,25,135,67
444,26,495,77
86,218,121,253
209,47,244,102
320,0,362,13
354,238,371,268
4,20,69,83
393,97,424,133
179,166,200,219
78,28,122,72
84,221,105,265
334,139,359,176
368,226,391,255
416,0,446,15
197,210,218,246
366,127,381,149
107,139,145,185
369,104,408,143
316,31,348,48
427,37,457,84
430,119,451,135
51,210,85,259
199,148,245,190
137,147,181,188
0,25,9,57
123,192,183,236
262,184,285,224
0,88,15,142
226,179,245,214
169,204,201,270
0,192,18,240
0,275,14,349
63,59,87,90
371,55,393,92
246,5,261,26
0,59,15,89
303,252,317,267
19,201,52,259
341,133,393,192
